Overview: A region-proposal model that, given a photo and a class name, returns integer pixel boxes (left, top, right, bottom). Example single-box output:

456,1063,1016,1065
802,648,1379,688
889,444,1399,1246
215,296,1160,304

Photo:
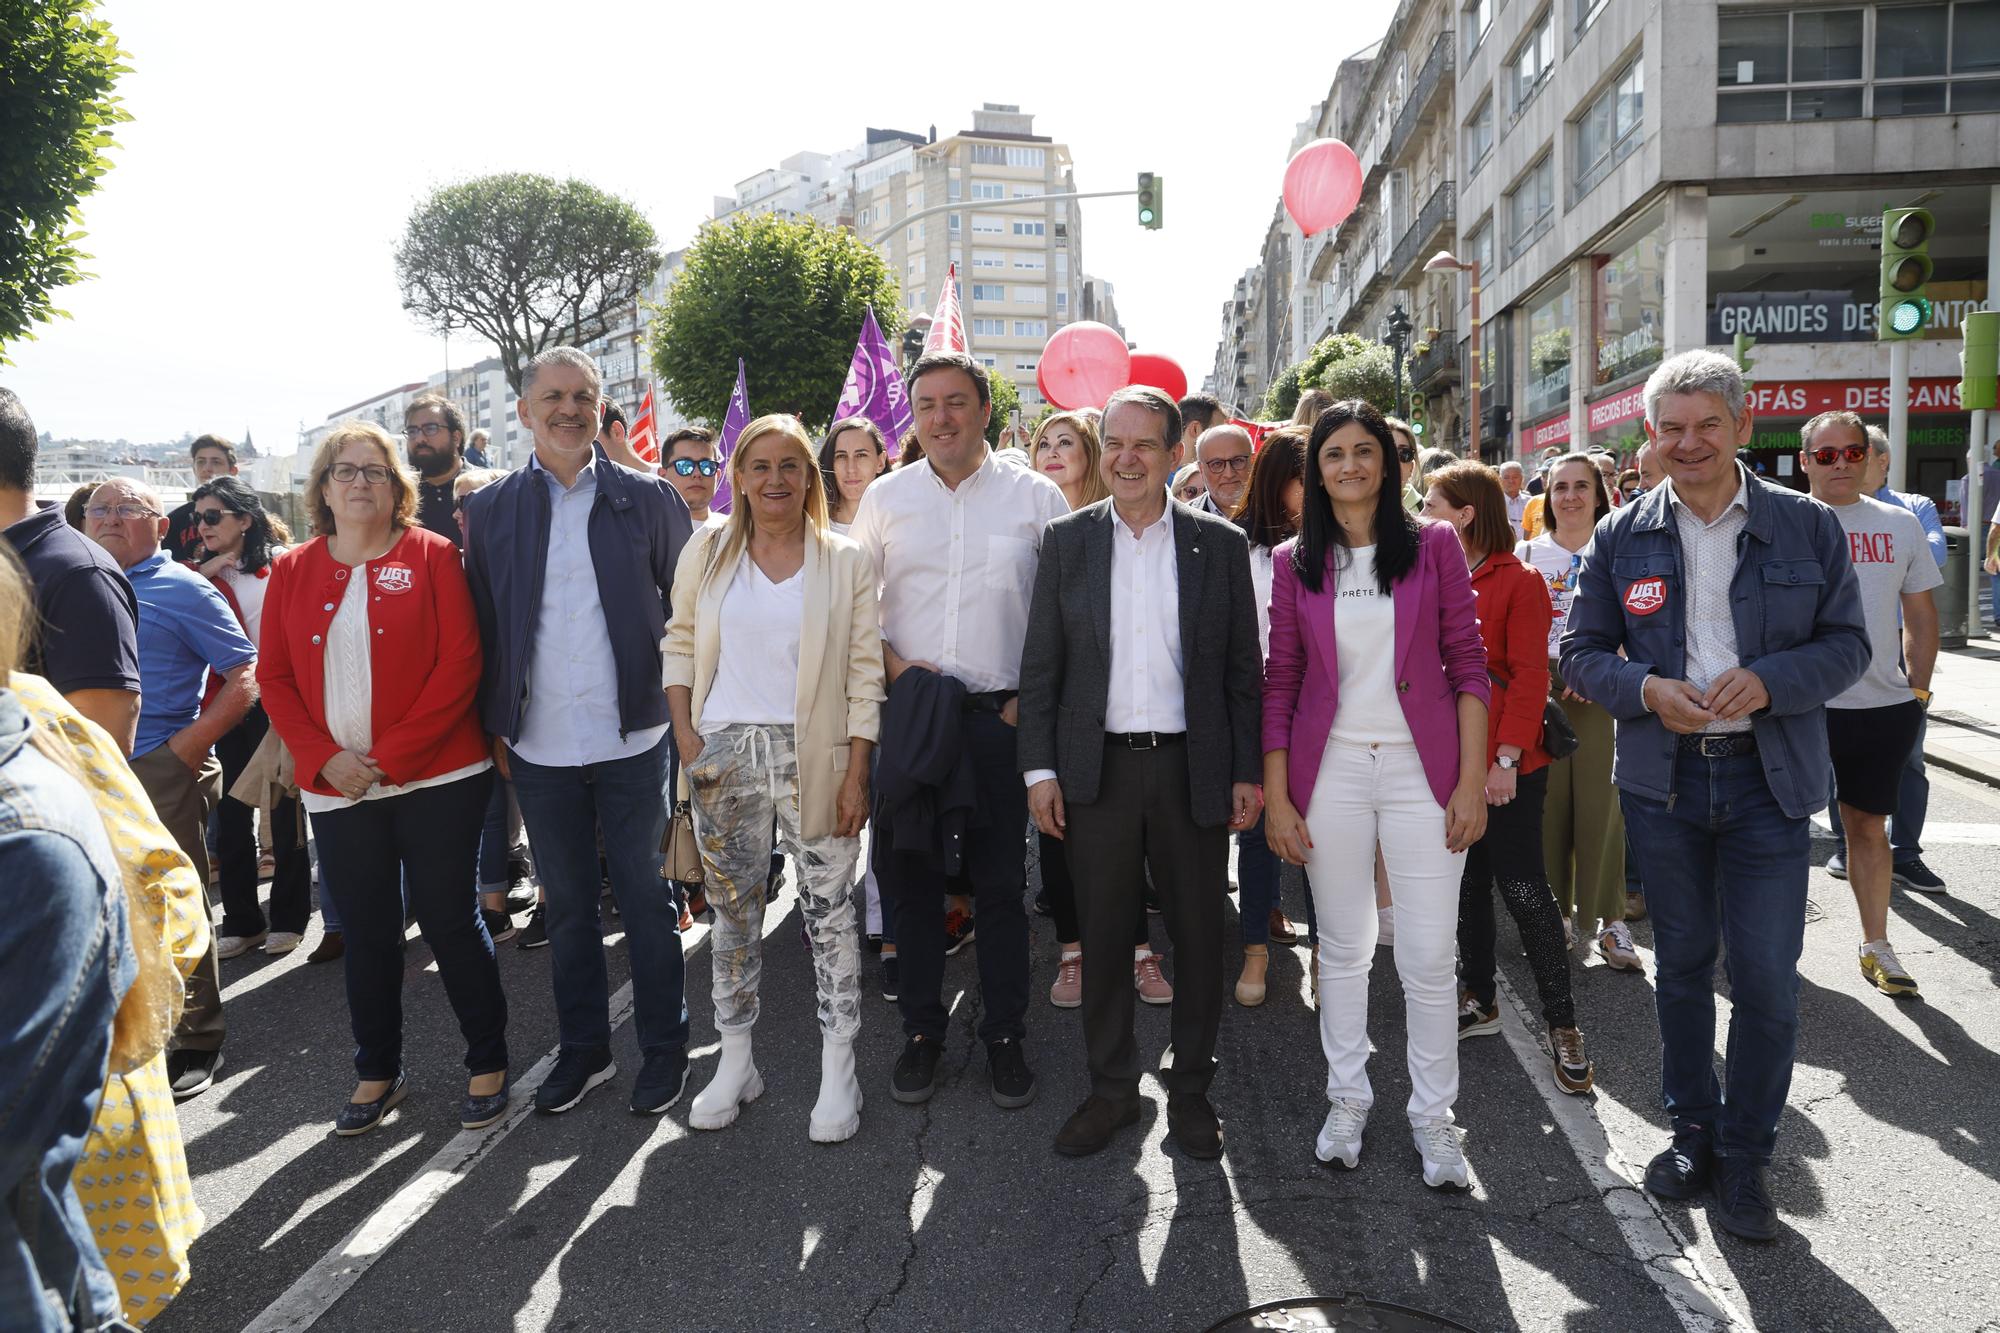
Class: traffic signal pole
1890,339,1913,493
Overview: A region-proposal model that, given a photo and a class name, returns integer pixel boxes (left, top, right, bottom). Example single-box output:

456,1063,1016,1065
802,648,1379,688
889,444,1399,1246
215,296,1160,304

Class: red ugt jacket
1469,548,1553,775
258,526,487,797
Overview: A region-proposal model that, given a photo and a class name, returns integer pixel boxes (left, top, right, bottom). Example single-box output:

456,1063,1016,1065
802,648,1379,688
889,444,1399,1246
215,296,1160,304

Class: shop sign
1587,384,1648,432
1528,414,1572,449
1746,378,1966,418
1709,282,1986,344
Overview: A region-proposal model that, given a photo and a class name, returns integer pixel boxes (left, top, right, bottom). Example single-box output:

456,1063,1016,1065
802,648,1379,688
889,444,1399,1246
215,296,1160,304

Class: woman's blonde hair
1029,410,1108,508
704,415,830,578
305,421,419,536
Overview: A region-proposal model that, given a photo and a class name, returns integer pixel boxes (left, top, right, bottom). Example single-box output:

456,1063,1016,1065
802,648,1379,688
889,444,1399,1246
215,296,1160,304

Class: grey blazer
1016,498,1263,829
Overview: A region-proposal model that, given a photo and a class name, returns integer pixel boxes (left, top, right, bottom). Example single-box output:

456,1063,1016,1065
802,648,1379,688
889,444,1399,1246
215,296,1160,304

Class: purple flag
833,307,915,446
712,358,750,514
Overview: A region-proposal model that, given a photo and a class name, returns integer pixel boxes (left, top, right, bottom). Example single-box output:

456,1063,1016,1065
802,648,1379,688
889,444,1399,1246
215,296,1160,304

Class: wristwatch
1496,755,1518,770
1912,687,1933,708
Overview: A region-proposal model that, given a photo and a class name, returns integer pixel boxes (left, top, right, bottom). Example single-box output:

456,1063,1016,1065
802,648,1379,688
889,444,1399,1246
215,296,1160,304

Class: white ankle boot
807,1033,862,1143
689,1028,762,1130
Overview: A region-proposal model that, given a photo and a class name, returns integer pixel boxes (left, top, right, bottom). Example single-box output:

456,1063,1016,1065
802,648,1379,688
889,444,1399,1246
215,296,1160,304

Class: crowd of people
0,335,1951,1326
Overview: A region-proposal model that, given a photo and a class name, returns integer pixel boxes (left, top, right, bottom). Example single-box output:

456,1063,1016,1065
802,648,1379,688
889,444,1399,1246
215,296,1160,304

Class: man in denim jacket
1560,350,1867,1243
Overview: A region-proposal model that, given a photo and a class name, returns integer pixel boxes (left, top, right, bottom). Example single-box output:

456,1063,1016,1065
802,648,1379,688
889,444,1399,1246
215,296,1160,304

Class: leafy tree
1262,362,1304,421
984,369,1021,447
651,213,903,429
0,0,130,362
1299,331,1398,415
396,173,660,394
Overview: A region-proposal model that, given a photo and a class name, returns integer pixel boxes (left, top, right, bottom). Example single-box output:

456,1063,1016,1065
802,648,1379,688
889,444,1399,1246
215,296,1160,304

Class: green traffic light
1139,207,1156,224
1888,298,1930,336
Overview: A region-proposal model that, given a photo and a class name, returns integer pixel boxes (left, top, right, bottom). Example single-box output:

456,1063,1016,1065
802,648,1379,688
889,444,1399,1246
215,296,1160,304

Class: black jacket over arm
1016,499,1262,829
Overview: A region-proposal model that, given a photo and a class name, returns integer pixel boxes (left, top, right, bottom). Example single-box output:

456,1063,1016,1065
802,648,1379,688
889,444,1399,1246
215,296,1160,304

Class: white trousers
1304,738,1466,1126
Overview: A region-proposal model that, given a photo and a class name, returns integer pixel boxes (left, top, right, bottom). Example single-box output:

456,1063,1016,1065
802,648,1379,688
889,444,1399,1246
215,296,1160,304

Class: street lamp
1424,249,1482,458
1382,304,1413,420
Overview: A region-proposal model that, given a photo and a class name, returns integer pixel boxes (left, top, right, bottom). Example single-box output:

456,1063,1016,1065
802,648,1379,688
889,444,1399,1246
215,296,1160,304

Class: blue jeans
477,779,526,893
1621,748,1808,1165
1825,711,1928,863
508,735,688,1059
1235,812,1316,946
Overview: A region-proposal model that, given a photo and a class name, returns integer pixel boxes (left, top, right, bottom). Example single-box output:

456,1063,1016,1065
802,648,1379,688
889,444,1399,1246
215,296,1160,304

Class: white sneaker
215,931,267,960
1315,1097,1369,1169
1412,1121,1469,1189
1598,920,1643,971
265,931,304,956
1376,905,1395,949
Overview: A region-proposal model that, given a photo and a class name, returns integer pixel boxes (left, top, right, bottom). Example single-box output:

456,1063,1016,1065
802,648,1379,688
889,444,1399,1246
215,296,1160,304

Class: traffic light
1963,311,2000,412
1733,331,1757,386
1136,172,1163,230
901,323,927,368
1878,207,1935,342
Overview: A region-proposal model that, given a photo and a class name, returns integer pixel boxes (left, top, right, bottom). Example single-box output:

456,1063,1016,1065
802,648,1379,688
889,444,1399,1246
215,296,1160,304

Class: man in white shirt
1018,387,1263,1159
849,352,1070,1110
1499,460,1529,537
664,427,728,530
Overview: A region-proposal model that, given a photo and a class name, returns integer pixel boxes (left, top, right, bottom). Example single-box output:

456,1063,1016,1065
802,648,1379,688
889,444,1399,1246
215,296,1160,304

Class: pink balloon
1040,322,1131,410
1283,138,1363,236
1126,352,1188,402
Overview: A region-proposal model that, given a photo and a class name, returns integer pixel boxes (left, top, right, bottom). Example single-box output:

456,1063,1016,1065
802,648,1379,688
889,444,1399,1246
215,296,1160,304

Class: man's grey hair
91,475,160,509
1195,423,1252,458
1644,349,1746,428
1864,423,1892,457
1798,409,1867,451
1499,460,1524,476
521,346,602,398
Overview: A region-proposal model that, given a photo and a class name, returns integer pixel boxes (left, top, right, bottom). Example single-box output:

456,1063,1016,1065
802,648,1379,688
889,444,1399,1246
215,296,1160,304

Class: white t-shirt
1517,533,1588,660
1828,495,1942,711
1329,545,1413,745
701,557,805,730
217,547,283,648
1249,545,1275,660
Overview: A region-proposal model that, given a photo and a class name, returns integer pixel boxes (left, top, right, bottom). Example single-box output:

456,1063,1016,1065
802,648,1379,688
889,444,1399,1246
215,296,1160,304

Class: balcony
1306,229,1338,282
1386,32,1454,166
1410,329,1459,390
1389,179,1455,285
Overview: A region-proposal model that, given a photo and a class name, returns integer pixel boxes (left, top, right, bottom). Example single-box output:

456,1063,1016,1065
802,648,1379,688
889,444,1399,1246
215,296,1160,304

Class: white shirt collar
1663,464,1750,524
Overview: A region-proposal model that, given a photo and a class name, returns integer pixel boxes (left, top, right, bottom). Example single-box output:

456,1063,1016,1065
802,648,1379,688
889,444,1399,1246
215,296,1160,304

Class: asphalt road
151,767,2000,1332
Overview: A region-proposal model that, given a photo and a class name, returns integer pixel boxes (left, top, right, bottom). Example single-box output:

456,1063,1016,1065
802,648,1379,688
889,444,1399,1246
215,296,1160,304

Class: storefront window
1523,276,1574,423
1593,204,1664,388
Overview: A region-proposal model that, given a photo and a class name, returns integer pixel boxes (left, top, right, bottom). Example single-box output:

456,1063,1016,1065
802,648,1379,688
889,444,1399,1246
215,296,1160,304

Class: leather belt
1105,731,1185,750
1678,731,1757,757
962,690,1017,715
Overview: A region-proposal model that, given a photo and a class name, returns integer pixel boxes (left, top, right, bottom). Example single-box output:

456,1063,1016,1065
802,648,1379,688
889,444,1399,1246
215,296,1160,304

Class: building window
1716,4,1995,121
973,250,1006,269
1012,185,1044,198
1013,284,1047,303
1573,0,1610,39
1013,221,1046,236
948,179,962,201
976,355,998,368
1012,253,1046,270
971,318,1006,337
1465,95,1494,175
972,181,1005,200
1508,10,1556,118
1504,154,1556,260
910,290,926,310
1574,58,1644,197
1462,217,1494,307
972,283,1006,302
1014,319,1048,338
972,214,1005,234
970,144,1047,168
1055,291,1068,311
949,214,960,232
1016,359,1039,372
1463,0,1491,55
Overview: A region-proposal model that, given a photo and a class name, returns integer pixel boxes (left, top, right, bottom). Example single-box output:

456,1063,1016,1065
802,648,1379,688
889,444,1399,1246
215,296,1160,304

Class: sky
5,0,1394,455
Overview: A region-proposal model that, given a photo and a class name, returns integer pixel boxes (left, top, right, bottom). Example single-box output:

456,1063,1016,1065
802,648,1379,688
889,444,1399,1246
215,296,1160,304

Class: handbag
1487,668,1581,761
659,765,704,887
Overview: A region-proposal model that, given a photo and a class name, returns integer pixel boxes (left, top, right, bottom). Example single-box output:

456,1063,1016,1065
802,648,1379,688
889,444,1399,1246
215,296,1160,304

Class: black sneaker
482,907,518,946
892,1036,942,1104
987,1037,1037,1109
517,904,549,950
1711,1156,1778,1242
943,908,976,955
630,1048,690,1115
1643,1128,1714,1200
864,932,884,954
166,1049,223,1103
1457,994,1501,1039
881,955,900,1002
1892,858,1947,894
535,1047,616,1114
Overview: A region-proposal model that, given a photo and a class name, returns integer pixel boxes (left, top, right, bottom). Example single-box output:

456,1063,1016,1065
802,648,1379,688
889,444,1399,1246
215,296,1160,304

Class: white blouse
700,557,805,731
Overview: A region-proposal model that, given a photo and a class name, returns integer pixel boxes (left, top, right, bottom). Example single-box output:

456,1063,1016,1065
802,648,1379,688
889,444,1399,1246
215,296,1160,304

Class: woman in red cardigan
260,422,507,1137
1420,462,1593,1097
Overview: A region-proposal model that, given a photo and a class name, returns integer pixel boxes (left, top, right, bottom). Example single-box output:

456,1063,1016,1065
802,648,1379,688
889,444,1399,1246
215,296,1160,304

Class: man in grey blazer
1018,385,1265,1159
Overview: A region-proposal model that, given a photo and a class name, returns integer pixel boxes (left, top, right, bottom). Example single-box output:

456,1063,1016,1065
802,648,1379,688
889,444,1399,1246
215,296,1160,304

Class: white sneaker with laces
1598,920,1642,971
1412,1121,1469,1189
265,931,304,955
215,931,266,960
1315,1097,1369,1169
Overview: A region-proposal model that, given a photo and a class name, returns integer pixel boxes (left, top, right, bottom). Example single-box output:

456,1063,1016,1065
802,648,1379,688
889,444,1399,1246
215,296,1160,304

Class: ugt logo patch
1623,577,1666,616
374,563,414,595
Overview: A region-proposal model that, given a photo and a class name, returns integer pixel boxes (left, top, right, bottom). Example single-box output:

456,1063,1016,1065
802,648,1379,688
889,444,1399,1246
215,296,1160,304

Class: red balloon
1036,358,1054,407
1126,352,1188,402
1283,138,1363,236
1039,322,1131,410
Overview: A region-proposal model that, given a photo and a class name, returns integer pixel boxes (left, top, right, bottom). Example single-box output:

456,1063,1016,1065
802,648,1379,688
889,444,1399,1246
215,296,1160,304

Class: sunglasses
1809,444,1869,466
671,458,719,477
195,508,237,526
1397,447,1417,464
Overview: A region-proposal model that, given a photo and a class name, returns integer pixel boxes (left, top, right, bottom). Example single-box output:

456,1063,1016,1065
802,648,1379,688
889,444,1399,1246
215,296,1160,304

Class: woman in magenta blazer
1262,399,1490,1191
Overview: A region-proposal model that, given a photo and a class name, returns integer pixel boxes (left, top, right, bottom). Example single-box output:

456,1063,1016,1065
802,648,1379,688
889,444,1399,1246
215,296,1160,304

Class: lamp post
1424,249,1482,458
1383,304,1413,420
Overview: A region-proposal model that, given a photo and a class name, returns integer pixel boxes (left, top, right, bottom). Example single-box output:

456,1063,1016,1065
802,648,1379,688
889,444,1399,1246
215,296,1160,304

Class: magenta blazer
1262,520,1492,812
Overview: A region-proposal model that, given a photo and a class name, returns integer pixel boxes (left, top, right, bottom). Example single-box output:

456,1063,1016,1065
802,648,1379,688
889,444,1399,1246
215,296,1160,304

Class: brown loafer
1054,1095,1141,1157
1268,908,1299,945
306,930,345,964
1166,1093,1224,1159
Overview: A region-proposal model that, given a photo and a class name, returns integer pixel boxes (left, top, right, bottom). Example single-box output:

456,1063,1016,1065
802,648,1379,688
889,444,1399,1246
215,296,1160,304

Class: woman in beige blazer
663,414,885,1143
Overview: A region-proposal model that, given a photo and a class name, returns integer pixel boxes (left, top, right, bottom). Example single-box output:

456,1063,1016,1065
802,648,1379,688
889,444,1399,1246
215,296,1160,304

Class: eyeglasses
1199,456,1251,475
195,508,236,526
404,423,448,440
84,503,158,521
330,463,393,484
671,458,719,477
1397,447,1417,464
1809,444,1869,466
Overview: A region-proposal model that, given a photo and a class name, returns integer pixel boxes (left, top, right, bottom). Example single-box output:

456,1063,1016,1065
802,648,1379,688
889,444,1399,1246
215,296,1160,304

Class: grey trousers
131,744,227,1055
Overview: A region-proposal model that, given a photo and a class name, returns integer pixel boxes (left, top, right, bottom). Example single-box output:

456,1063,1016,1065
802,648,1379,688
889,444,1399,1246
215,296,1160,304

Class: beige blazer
662,522,886,842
